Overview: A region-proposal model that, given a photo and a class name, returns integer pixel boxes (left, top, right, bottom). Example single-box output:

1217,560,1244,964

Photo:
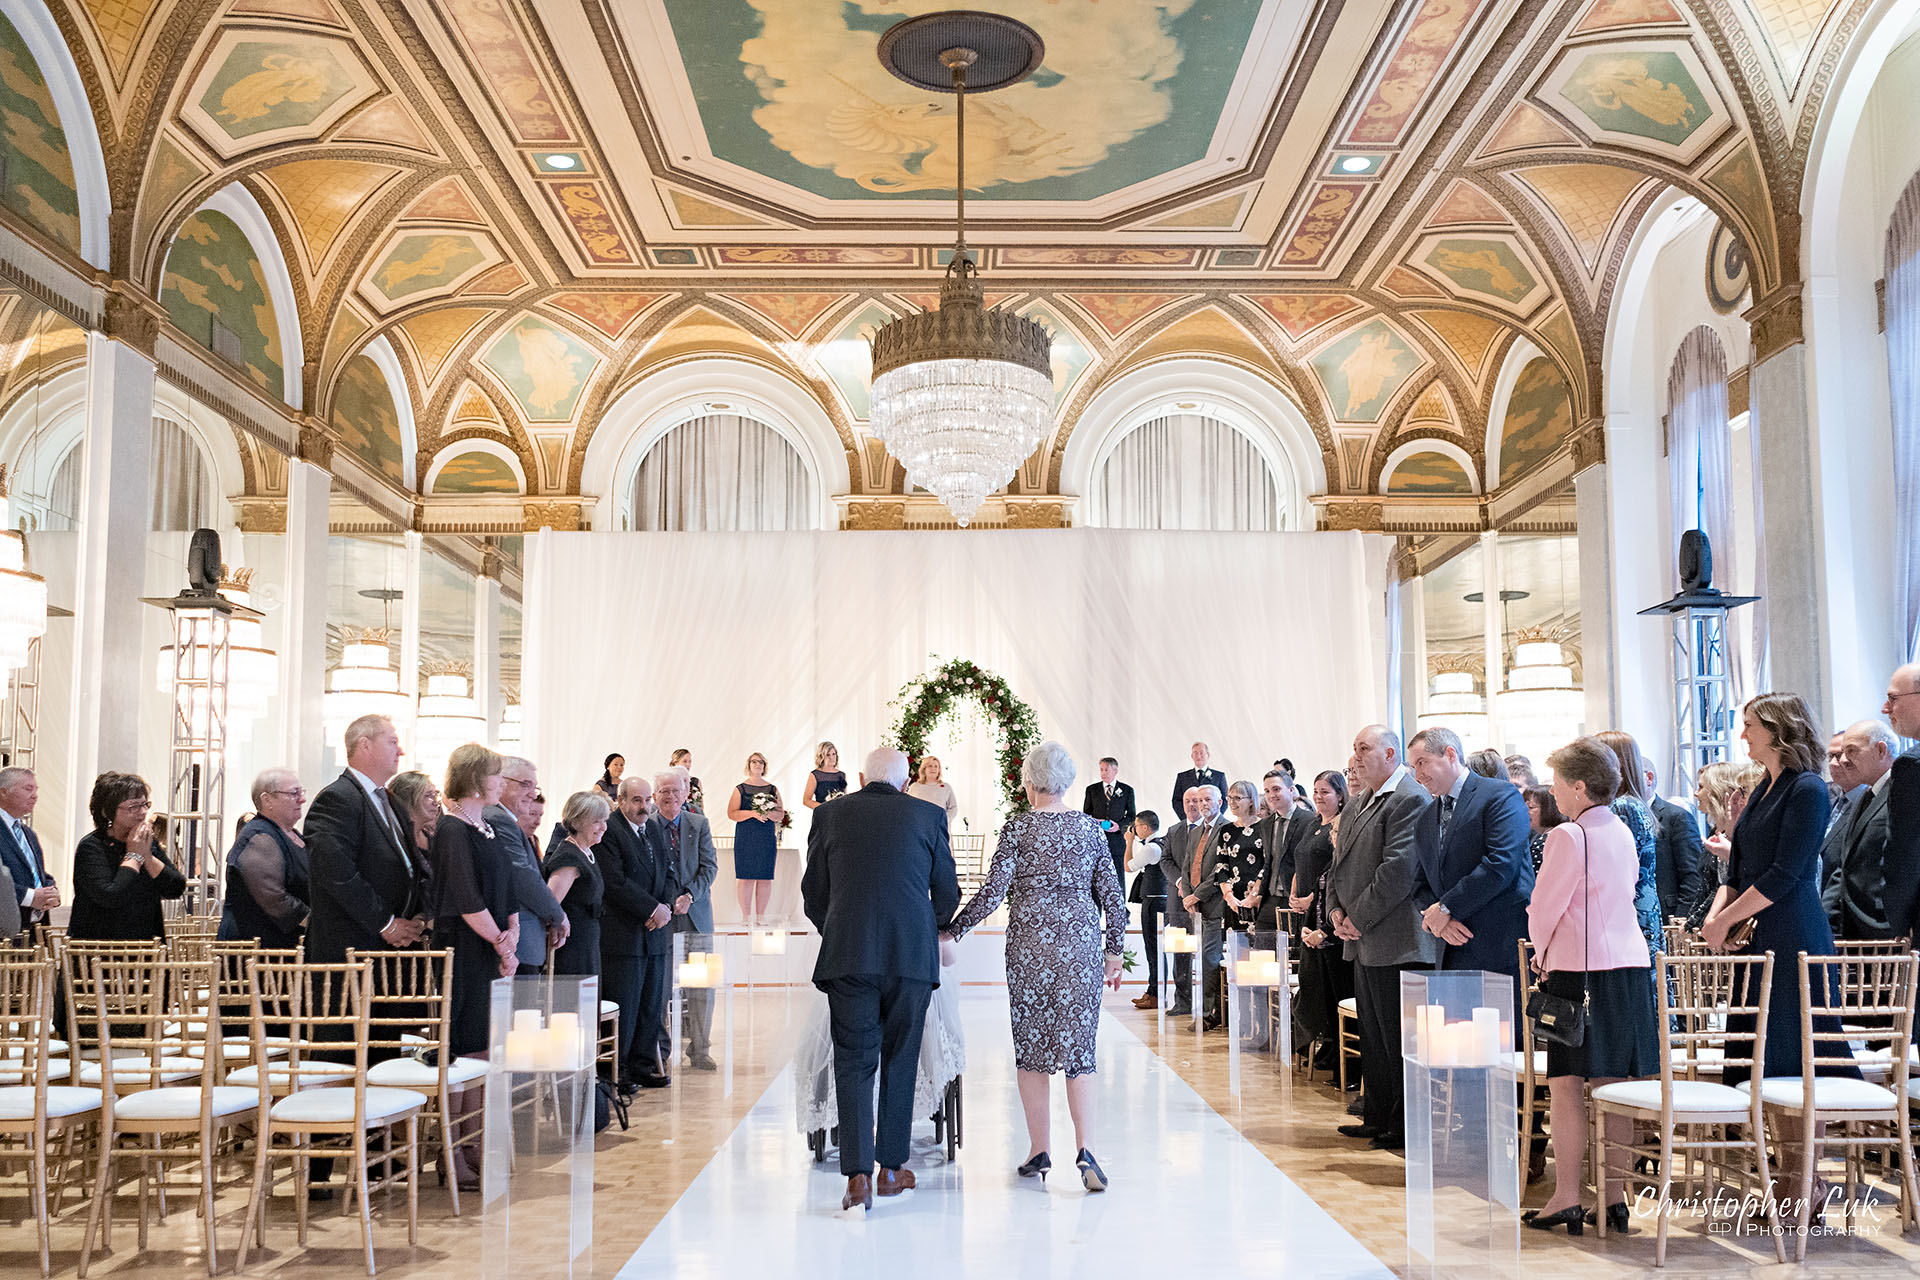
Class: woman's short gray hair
1227,779,1259,809
561,790,609,835
1022,740,1076,796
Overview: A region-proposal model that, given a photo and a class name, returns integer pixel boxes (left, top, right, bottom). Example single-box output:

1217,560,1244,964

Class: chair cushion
115,1086,259,1121
1,1039,66,1058
226,1061,357,1090
1337,997,1357,1015
366,1056,488,1091
1508,1050,1549,1076
1738,1077,1899,1110
599,1000,619,1019
269,1086,425,1126
0,1085,103,1121
183,1036,292,1062
1592,1078,1753,1116
76,1057,204,1086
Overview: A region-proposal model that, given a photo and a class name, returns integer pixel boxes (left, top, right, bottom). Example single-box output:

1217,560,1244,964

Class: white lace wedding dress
793,981,967,1135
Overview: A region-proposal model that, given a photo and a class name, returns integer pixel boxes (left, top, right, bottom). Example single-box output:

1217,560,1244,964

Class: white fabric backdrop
630,413,818,532
1887,172,1920,663
1095,414,1280,531
521,529,1392,849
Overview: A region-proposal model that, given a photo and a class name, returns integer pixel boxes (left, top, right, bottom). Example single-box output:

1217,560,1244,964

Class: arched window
1092,412,1280,530
1664,326,1733,586
629,413,819,531
42,416,213,532
1888,168,1920,662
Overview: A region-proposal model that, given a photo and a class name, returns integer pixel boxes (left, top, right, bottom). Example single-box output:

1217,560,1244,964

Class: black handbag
1527,822,1590,1049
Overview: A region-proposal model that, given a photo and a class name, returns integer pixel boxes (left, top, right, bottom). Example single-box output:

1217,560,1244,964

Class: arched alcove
0,0,109,268
579,357,847,531
1060,358,1324,529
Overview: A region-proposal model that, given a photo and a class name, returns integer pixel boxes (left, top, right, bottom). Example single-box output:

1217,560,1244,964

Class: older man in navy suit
802,746,959,1213
1407,726,1534,1010
0,768,55,933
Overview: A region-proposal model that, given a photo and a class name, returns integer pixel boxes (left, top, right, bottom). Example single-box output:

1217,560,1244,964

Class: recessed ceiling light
543,154,577,170
1338,155,1374,174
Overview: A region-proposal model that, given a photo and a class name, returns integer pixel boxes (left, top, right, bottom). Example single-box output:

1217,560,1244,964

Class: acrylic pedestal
671,931,735,1097
1401,969,1520,1280
481,974,597,1280
1156,922,1204,1038
1226,929,1290,1100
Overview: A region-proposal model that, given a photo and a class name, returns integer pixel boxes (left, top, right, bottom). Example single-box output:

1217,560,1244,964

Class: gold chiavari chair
1750,951,1919,1260
239,960,423,1277
1592,952,1781,1265
351,948,485,1215
1514,939,1549,1177
77,957,260,1277
59,940,166,1062
0,956,99,1276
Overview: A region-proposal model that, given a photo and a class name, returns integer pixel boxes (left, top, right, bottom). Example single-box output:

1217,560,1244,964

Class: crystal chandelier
867,12,1053,527
323,627,411,749
154,567,277,734
414,662,488,782
1416,658,1490,751
0,468,48,673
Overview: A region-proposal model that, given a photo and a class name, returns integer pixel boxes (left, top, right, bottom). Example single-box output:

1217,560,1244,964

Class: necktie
1190,820,1212,884
1439,795,1455,842
14,822,37,887
1105,784,1112,802
373,787,412,871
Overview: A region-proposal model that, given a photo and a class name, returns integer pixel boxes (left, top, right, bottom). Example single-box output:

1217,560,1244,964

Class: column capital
1317,500,1383,532
1388,537,1421,583
522,498,584,532
100,280,162,356
479,543,505,582
1570,418,1607,473
296,419,336,470
1744,285,1804,362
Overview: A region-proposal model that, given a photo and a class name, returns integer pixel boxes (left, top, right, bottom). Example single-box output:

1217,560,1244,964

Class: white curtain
1095,414,1281,530
630,414,818,531
522,530,1391,843
1888,171,1920,663
148,418,210,532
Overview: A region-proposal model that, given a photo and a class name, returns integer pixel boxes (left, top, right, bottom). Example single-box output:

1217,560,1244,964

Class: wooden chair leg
295,1149,310,1246
1796,1113,1817,1264
1593,1104,1609,1238
1654,1124,1674,1266
1751,1124,1785,1264
355,1133,375,1277
236,1135,269,1274
406,1115,419,1247
439,1095,460,1217
200,1120,219,1276
30,1127,50,1277
77,1124,115,1279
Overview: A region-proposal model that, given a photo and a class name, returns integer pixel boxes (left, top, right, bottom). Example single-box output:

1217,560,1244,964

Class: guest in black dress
545,791,608,976
431,745,518,1058
804,742,847,809
68,773,185,941
594,754,624,804
1290,771,1350,1069
1209,781,1267,932
1705,694,1856,1084
218,768,310,949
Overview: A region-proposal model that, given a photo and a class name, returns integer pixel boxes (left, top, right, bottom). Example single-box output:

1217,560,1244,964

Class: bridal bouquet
752,790,793,832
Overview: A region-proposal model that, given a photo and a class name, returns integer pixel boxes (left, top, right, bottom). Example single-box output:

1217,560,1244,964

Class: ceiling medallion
867,11,1053,527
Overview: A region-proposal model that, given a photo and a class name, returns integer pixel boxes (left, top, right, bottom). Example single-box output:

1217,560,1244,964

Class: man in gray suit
1822,720,1901,939
1324,724,1437,1150
1156,788,1206,1017
1164,784,1226,1025
649,766,719,1070
488,756,568,973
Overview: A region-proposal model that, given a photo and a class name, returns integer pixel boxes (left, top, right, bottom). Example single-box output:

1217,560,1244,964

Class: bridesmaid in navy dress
727,753,784,926
805,741,848,810
1704,694,1855,1085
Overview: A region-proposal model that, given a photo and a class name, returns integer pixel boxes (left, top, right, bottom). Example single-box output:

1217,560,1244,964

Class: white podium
1401,970,1520,1280
481,975,597,1280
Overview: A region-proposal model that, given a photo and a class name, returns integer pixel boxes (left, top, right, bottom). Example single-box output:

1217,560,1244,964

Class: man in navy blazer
1171,741,1229,812
1407,727,1534,1005
802,747,959,1211
0,768,56,932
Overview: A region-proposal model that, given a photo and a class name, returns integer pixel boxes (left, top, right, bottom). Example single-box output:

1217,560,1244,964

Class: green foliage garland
886,657,1041,816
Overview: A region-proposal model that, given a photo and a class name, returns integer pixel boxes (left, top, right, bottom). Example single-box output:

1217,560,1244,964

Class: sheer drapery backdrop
1886,171,1920,663
521,530,1392,847
629,413,819,532
1094,414,1281,531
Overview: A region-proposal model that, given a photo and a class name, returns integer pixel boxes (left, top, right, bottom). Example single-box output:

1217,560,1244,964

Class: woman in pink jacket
1522,736,1661,1236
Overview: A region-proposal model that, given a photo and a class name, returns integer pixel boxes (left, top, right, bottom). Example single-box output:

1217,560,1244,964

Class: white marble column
1574,450,1620,736
399,530,423,760
280,457,330,781
1747,335,1828,725
67,331,154,847
1393,568,1424,744
473,571,501,744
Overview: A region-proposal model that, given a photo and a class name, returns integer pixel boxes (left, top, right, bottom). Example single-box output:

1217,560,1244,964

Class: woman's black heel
1522,1205,1585,1235
1017,1152,1051,1181
1076,1149,1107,1192
1582,1202,1632,1233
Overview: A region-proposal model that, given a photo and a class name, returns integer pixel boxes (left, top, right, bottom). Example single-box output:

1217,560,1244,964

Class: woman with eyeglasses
217,768,311,949
68,772,185,941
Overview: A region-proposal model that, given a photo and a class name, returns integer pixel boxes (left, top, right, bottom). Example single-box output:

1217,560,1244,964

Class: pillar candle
678,961,705,988
512,1009,542,1035
704,953,725,984
1472,1007,1500,1066
1414,1004,1430,1063
505,1028,540,1071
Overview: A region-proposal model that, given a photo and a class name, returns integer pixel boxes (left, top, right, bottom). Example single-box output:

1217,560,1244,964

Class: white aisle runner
618,994,1392,1279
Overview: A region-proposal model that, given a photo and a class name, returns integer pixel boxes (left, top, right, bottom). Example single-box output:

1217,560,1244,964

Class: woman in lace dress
946,741,1127,1192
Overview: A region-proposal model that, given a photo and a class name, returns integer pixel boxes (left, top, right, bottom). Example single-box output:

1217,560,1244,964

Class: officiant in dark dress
802,747,959,1212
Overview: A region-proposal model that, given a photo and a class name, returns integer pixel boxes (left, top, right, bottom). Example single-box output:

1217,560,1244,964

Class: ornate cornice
1317,500,1383,532
101,281,163,356
522,497,585,531
1746,286,1804,362
297,421,337,470
1569,418,1606,473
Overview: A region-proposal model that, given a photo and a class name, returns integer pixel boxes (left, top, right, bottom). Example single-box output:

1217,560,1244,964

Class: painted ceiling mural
7,0,1887,522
